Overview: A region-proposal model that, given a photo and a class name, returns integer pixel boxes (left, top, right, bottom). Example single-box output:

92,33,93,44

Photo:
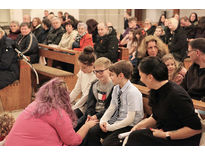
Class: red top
73,33,93,51
5,102,82,146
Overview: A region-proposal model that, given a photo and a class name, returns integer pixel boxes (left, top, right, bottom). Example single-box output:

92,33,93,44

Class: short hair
168,18,179,30
128,17,137,23
138,56,168,81
20,22,31,29
0,112,15,138
10,20,19,26
180,16,189,22
78,46,96,66
77,22,87,31
42,18,51,28
198,16,205,29
109,60,133,79
51,17,61,23
189,38,205,54
64,20,75,28
94,57,112,68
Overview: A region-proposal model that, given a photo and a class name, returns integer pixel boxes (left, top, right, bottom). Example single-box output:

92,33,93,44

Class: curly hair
33,78,77,127
0,113,15,139
137,35,169,59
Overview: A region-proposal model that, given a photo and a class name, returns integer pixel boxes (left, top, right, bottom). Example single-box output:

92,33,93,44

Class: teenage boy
82,60,144,146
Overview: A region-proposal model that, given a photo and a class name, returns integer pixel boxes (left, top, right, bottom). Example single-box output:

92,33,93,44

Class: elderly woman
5,78,97,146
7,20,20,40
32,17,43,42
165,18,188,62
45,17,65,45
58,20,78,49
126,56,201,146
72,22,93,51
15,22,39,64
131,35,169,84
0,28,19,89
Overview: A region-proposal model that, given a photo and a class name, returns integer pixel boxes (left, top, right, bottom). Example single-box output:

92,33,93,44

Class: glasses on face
187,49,197,54
93,68,108,75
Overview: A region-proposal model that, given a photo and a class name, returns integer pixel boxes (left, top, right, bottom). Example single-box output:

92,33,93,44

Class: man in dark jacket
0,28,19,89
94,22,119,63
180,16,196,39
16,22,39,64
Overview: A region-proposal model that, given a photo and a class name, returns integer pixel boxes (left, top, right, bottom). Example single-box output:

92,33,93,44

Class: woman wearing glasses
74,57,114,131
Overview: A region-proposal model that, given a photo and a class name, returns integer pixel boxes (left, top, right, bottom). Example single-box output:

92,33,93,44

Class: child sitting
162,53,187,85
0,112,15,145
81,60,144,146
70,46,97,118
74,57,114,131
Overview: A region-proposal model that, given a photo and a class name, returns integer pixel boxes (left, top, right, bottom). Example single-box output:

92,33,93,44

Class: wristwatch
165,132,171,140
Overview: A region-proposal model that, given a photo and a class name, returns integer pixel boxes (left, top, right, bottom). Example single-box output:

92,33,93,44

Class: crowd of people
0,10,205,146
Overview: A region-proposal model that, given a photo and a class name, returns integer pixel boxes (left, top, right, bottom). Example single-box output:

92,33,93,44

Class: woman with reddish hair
5,78,97,146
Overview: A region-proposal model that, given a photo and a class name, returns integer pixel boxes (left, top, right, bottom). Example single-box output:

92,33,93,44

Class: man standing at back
94,22,118,63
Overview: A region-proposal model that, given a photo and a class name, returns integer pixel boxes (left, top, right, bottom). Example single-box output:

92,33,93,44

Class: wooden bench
33,44,80,91
0,59,32,112
118,47,129,61
133,84,205,112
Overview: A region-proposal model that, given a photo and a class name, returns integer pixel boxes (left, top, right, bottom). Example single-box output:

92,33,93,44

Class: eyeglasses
187,49,197,54
93,68,108,74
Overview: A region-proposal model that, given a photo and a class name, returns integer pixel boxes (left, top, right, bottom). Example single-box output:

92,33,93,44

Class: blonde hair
94,57,112,68
0,112,15,138
137,35,169,59
169,18,179,30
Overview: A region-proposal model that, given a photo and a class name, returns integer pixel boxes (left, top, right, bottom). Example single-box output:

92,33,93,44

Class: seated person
126,56,201,146
38,18,51,44
181,38,205,103
7,20,20,41
72,22,93,51
31,17,43,42
70,46,97,118
180,16,196,40
82,60,144,146
0,112,15,145
58,20,78,49
131,35,169,84
86,19,99,44
154,26,166,43
162,53,187,85
144,19,156,36
75,57,114,131
15,22,39,64
0,28,19,89
45,17,65,45
94,22,118,63
4,78,97,146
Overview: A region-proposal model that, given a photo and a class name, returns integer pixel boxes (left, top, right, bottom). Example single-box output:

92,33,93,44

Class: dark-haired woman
70,46,97,118
189,12,198,26
126,56,201,146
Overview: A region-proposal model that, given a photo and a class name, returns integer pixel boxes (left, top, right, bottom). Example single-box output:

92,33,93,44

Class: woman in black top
126,56,202,146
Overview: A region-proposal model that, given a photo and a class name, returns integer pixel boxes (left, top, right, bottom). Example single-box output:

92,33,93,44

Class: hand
85,120,98,129
86,115,99,122
150,128,166,139
100,122,107,132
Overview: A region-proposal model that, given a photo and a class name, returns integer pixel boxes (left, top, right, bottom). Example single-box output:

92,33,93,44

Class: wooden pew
32,44,80,91
118,47,129,61
0,59,32,111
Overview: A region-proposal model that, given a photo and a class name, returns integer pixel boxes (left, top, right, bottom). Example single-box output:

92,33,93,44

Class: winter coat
73,33,93,51
45,26,65,45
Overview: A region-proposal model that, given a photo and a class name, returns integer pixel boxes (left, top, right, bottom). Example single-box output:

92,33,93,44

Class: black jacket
0,36,19,89
94,26,119,63
45,26,65,45
16,32,39,64
32,25,44,42
166,27,188,61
